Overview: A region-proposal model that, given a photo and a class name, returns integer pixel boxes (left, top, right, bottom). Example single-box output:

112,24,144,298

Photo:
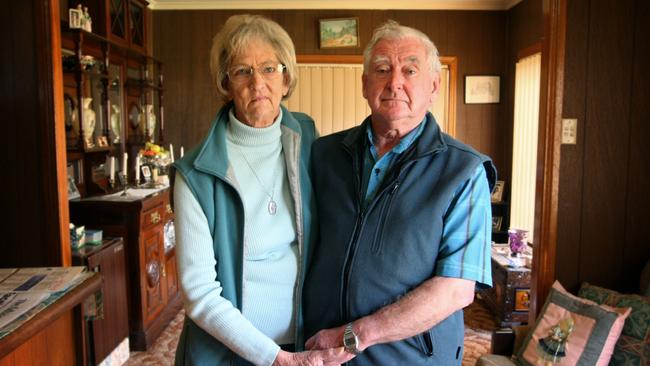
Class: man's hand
304,325,346,350
271,348,354,366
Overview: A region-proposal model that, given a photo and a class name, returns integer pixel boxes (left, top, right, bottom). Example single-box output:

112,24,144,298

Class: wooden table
0,272,102,365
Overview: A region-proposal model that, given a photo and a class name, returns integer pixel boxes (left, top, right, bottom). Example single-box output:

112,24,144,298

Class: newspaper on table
0,266,87,333
0,291,48,329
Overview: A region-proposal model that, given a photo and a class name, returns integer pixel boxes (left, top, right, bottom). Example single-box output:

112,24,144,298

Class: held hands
304,325,347,351
272,348,354,366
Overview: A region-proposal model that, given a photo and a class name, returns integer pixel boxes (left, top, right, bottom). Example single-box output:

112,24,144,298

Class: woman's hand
272,348,355,366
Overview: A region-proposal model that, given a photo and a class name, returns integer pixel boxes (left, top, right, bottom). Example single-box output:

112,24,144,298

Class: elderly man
303,21,496,365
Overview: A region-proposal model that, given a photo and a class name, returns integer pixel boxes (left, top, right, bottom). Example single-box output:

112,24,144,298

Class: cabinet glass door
108,64,124,145
129,1,145,48
110,0,127,42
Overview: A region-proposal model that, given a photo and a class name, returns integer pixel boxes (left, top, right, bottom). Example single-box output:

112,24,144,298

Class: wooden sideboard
70,187,181,350
479,251,532,327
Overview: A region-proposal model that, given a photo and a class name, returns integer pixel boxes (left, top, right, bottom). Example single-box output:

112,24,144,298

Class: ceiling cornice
149,0,523,11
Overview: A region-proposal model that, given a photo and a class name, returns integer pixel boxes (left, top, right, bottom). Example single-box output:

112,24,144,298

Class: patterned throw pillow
579,283,650,366
515,281,630,366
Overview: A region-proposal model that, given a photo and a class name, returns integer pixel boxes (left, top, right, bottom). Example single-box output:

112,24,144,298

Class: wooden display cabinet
61,0,163,196
69,188,181,351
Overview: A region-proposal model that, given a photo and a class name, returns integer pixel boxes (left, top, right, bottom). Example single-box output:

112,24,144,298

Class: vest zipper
370,181,400,253
340,208,365,320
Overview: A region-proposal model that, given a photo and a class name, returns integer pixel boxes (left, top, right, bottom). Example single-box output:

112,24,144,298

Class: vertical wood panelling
623,0,650,292
154,9,508,167
579,0,635,289
556,0,589,292
556,0,650,293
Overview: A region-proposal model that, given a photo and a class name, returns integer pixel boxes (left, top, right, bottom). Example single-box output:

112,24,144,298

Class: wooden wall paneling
154,9,509,171
555,0,589,292
579,0,635,290
0,0,69,267
622,0,650,293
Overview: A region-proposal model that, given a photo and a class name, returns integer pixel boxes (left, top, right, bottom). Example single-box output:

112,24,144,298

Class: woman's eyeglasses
227,63,286,83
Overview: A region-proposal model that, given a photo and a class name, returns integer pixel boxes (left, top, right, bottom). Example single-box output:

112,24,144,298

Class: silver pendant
268,199,277,215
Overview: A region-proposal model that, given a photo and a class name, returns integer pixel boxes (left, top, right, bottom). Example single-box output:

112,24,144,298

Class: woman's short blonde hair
210,14,297,102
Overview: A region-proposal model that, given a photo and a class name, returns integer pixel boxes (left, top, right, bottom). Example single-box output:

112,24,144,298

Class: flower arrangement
507,228,528,256
139,142,171,173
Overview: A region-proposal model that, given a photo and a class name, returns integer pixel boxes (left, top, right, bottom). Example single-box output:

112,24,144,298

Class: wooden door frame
296,54,457,137
530,0,566,321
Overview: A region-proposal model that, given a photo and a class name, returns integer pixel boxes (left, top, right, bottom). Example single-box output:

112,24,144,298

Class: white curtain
284,63,450,136
510,52,541,240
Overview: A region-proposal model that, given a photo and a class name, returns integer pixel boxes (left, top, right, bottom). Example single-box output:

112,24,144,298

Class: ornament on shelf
82,97,96,148
110,104,121,143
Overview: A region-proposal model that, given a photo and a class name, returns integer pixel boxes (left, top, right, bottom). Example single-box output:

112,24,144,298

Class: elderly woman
172,14,352,366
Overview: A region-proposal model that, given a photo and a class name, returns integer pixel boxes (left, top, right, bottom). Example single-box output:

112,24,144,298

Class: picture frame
319,18,360,49
141,165,152,183
69,8,82,29
465,75,500,104
514,288,531,312
491,180,505,202
96,135,108,147
492,216,503,231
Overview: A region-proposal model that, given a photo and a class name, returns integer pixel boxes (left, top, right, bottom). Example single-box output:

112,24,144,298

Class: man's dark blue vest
304,112,496,365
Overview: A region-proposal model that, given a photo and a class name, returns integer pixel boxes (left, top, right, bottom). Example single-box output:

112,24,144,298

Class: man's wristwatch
343,322,361,354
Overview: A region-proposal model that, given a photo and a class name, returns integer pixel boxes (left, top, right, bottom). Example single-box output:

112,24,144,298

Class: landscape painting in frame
319,18,359,49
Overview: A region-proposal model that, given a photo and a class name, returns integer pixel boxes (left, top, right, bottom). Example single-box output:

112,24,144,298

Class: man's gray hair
363,20,441,75
210,14,297,102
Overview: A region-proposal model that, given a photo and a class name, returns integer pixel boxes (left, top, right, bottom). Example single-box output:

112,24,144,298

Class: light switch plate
561,118,577,145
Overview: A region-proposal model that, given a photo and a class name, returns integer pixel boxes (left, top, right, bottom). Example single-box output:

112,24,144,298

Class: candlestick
169,144,174,163
122,153,128,176
180,146,184,158
135,155,140,184
110,156,115,181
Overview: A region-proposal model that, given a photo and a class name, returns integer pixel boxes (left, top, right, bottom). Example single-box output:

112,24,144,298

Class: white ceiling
148,0,523,11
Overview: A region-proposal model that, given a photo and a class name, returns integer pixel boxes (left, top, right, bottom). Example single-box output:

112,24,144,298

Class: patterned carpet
123,298,498,366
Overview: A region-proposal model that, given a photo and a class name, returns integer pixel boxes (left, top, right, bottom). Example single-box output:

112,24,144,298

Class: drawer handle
150,211,161,224
166,204,173,214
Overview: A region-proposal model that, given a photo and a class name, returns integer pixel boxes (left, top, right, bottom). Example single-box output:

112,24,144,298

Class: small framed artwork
492,216,503,231
69,8,82,29
96,136,108,147
491,180,505,202
514,288,531,312
465,75,500,104
141,165,152,183
319,18,360,49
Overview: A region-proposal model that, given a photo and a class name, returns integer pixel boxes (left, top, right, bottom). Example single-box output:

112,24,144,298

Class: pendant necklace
234,145,277,215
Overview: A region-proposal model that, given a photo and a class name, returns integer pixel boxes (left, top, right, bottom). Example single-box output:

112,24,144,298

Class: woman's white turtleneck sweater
173,108,297,366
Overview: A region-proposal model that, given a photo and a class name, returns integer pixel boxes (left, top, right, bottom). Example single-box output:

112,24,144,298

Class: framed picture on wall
319,18,360,49
465,75,500,104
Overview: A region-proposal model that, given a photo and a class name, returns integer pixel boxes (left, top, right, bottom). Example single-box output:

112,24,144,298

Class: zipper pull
391,182,400,194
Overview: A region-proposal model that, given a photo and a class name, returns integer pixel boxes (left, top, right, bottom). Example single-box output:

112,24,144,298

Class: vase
82,97,96,147
110,104,121,143
507,228,528,267
143,104,156,140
